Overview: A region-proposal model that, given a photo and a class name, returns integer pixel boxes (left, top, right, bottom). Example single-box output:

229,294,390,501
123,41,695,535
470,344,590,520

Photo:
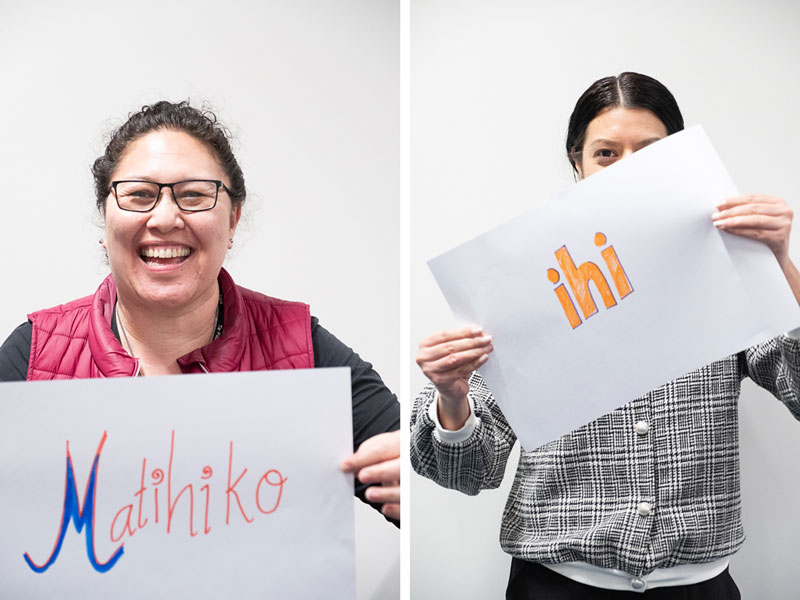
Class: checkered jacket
410,335,800,577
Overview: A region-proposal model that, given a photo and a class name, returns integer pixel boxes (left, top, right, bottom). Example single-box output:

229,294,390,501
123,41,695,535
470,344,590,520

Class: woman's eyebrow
588,138,621,148
588,136,664,149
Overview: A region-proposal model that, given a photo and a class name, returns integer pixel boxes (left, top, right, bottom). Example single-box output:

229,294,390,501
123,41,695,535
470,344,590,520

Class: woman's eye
594,149,617,164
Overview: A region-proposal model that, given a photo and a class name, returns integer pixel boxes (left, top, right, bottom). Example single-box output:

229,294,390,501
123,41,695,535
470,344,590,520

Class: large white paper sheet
0,369,355,599
429,126,800,451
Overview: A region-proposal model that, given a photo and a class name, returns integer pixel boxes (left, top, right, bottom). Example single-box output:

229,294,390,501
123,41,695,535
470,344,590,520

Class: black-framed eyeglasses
110,179,231,213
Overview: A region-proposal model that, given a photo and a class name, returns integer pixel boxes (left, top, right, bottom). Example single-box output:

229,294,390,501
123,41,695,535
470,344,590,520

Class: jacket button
637,502,652,517
634,420,650,435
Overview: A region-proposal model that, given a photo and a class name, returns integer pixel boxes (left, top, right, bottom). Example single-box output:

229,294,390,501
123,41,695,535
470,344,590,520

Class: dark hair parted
92,101,246,214
566,72,684,176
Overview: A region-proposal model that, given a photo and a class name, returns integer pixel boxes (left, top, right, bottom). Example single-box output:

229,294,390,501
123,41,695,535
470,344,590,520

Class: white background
411,0,800,598
0,1,399,599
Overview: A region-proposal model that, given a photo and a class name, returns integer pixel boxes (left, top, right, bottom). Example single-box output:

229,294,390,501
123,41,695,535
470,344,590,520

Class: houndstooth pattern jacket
410,335,800,577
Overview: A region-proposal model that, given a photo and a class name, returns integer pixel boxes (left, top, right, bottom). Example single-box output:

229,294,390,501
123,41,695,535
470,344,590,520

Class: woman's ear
229,204,242,248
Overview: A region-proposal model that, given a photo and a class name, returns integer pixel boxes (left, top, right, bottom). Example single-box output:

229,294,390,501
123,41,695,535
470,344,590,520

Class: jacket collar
177,268,246,372
88,275,138,377
88,268,244,376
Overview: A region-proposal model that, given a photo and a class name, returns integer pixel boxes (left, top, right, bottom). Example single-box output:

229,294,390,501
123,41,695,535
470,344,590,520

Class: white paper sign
429,126,800,451
0,368,355,599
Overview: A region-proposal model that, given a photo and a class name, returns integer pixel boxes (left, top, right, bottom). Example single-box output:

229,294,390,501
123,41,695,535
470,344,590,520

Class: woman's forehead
585,107,667,143
115,130,224,178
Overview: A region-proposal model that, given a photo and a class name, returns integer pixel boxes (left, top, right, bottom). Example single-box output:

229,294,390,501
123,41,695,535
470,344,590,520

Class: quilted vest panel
27,269,313,380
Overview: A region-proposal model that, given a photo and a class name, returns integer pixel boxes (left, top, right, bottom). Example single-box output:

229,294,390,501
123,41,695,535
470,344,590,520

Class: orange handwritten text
547,232,634,329
108,430,288,544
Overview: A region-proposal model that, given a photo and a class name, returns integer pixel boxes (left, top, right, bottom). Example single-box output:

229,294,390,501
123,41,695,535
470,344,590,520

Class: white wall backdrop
0,2,399,599
411,0,800,598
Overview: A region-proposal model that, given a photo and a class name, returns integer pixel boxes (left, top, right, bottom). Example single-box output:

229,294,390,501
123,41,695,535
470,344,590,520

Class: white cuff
429,393,479,443
786,327,800,340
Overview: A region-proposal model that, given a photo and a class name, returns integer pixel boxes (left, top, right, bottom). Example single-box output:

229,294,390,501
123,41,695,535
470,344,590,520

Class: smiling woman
0,101,400,522
100,127,242,374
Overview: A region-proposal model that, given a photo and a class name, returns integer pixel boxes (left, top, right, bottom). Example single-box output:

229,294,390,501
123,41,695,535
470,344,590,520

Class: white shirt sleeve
428,393,480,443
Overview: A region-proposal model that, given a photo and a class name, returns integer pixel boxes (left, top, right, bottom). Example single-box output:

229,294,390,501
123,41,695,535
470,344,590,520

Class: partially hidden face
103,129,241,312
578,107,668,179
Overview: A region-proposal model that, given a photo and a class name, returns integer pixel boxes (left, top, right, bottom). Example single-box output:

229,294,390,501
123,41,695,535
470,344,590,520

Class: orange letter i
547,268,582,329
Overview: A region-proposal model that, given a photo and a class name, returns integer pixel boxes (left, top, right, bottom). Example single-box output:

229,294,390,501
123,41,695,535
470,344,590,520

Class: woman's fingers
421,349,490,382
418,326,485,350
418,343,492,400
716,194,788,211
340,430,399,474
381,502,400,521
365,483,400,505
417,339,492,374
713,215,783,231
416,327,493,402
357,457,400,486
417,333,492,363
712,195,793,261
416,326,492,372
341,432,401,521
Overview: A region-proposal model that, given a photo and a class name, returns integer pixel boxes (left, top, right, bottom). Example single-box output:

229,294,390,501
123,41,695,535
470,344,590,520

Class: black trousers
506,559,742,600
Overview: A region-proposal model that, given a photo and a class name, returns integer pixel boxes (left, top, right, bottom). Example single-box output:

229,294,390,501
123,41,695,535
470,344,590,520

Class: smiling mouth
139,246,192,266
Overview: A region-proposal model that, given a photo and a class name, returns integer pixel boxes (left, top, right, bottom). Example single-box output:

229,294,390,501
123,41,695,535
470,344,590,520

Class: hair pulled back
566,72,684,176
92,101,246,213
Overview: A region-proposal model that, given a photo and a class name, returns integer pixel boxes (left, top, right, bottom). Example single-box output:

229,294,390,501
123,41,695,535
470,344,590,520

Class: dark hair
566,72,684,176
92,100,246,213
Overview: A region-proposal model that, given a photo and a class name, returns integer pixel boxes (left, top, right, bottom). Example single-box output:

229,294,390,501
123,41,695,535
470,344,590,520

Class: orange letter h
554,246,617,319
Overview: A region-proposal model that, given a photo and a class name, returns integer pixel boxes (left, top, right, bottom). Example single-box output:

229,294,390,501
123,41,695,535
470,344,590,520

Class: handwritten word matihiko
23,431,287,573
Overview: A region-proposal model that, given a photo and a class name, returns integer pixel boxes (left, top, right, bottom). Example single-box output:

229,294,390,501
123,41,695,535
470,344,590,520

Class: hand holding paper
713,193,800,307
712,194,792,259
341,430,401,521
416,327,493,426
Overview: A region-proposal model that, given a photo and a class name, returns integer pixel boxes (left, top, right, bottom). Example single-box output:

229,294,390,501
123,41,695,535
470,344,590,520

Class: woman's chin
111,256,221,312
119,279,209,312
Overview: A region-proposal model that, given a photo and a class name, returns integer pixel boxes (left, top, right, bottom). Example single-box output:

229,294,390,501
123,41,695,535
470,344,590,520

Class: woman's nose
146,188,184,231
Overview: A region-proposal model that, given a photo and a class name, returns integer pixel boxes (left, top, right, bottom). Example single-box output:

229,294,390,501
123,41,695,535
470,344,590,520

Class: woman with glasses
411,72,800,598
0,100,400,522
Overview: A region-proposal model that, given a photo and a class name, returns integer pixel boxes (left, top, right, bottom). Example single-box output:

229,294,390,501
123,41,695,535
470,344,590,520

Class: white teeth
141,247,191,259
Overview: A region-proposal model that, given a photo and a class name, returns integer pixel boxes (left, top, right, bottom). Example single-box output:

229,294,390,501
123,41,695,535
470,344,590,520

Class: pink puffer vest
27,268,313,380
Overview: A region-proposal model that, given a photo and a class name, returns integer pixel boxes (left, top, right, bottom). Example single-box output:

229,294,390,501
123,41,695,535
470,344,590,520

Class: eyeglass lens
115,181,218,211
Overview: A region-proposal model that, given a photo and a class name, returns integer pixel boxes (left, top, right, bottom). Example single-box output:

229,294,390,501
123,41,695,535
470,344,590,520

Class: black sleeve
311,316,400,526
0,322,32,381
